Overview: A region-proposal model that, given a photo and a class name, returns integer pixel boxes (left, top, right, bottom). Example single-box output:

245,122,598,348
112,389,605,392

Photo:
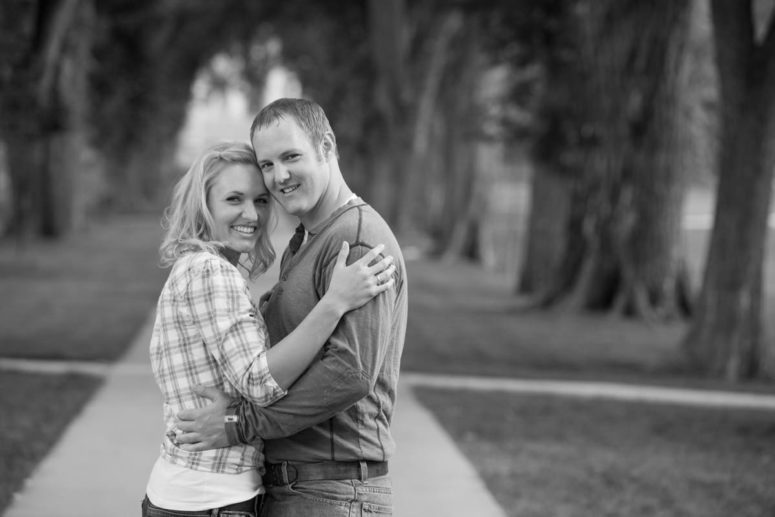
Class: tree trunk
544,0,693,319
516,1,585,299
367,1,467,240
0,0,89,239
396,9,463,238
432,17,484,260
518,164,572,295
367,0,407,226
683,0,775,380
616,0,694,319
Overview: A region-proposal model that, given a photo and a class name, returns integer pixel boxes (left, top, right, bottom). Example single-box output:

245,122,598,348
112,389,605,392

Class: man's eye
255,197,268,205
260,163,272,172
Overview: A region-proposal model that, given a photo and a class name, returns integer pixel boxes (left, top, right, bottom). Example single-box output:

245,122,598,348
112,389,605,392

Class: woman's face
207,162,270,257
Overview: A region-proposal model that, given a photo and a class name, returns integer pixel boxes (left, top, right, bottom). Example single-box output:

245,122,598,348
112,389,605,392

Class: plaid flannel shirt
150,251,287,474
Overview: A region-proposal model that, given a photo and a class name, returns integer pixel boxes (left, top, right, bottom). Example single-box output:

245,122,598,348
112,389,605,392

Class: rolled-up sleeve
187,258,287,406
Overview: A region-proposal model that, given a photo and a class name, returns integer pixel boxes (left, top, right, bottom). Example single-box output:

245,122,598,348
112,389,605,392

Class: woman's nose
242,201,258,220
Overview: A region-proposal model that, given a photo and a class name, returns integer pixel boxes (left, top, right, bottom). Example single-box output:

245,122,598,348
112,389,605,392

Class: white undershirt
146,456,262,511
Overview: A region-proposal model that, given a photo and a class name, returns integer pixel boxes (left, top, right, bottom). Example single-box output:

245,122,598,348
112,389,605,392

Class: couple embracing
142,98,408,517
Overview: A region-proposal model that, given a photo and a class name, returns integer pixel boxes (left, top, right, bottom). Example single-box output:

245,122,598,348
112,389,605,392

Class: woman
142,141,394,517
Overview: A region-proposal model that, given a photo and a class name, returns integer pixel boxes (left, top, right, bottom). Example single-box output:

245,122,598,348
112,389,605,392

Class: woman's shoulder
172,250,238,278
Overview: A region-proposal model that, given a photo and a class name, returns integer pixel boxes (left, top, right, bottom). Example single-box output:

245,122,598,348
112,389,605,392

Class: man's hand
175,385,232,451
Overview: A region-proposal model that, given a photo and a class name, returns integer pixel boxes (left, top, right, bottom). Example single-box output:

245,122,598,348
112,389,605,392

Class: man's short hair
250,98,338,158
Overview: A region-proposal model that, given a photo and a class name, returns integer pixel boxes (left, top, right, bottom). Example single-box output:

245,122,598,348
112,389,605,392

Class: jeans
261,475,392,516
141,495,259,517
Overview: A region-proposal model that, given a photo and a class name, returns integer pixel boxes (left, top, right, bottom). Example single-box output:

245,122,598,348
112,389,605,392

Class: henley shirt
225,198,408,463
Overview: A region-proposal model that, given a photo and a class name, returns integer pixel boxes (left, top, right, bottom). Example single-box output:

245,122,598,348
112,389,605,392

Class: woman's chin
231,241,257,254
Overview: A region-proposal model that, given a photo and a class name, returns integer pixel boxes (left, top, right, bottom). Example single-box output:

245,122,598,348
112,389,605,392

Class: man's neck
301,186,354,229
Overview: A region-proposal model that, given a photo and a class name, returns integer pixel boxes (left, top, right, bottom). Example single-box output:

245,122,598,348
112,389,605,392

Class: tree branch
38,0,81,104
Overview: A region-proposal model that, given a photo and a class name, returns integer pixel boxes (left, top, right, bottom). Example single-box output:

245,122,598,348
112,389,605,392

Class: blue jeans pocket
287,479,352,507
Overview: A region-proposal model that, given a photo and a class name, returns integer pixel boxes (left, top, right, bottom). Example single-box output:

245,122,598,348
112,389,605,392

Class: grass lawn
0,213,168,512
402,254,775,392
415,387,775,517
0,214,168,361
400,216,775,516
1,201,773,515
402,214,775,517
0,372,102,511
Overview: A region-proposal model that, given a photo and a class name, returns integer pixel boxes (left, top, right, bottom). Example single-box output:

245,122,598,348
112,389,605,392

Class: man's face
253,117,331,222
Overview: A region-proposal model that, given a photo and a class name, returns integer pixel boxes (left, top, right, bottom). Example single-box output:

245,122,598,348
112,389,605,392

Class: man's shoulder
332,202,394,237
321,204,402,265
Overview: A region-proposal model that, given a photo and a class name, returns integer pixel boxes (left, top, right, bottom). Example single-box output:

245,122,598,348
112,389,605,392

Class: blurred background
1,0,775,515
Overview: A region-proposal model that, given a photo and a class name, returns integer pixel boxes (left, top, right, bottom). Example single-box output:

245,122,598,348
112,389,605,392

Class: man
175,98,408,516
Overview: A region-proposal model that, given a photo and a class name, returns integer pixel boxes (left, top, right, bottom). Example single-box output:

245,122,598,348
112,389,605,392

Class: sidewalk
2,313,506,517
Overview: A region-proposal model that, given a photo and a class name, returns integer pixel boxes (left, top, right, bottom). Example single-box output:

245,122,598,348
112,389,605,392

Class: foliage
88,1,260,204
474,0,583,164
251,0,376,189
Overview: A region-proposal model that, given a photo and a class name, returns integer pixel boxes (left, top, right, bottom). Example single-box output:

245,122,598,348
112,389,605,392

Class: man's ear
321,132,336,158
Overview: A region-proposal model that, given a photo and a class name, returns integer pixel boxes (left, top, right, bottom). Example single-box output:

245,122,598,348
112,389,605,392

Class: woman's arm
265,241,394,389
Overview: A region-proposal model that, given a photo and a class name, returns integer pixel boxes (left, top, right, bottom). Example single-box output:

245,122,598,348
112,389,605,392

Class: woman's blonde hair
159,141,275,278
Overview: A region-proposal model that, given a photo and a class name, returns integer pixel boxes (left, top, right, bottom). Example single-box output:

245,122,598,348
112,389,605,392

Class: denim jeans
141,495,259,517
261,475,392,516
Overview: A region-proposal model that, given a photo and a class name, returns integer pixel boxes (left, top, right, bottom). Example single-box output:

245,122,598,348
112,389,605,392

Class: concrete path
2,315,506,517
6,332,775,517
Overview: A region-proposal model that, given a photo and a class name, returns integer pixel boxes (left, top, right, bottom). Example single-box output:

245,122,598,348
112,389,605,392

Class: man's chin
281,203,305,218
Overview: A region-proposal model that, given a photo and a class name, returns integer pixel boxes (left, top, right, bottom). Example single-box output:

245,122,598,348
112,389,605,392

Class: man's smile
280,185,300,195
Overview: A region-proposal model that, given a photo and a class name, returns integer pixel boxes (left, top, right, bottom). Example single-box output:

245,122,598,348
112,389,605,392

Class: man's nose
273,163,291,184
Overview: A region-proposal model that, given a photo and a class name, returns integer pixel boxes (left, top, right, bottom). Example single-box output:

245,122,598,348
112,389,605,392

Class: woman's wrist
319,293,347,319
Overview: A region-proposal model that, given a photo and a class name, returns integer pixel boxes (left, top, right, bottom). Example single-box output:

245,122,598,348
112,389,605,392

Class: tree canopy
1,0,774,380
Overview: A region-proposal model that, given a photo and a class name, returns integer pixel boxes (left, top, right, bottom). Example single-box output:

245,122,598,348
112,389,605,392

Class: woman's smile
207,162,270,257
